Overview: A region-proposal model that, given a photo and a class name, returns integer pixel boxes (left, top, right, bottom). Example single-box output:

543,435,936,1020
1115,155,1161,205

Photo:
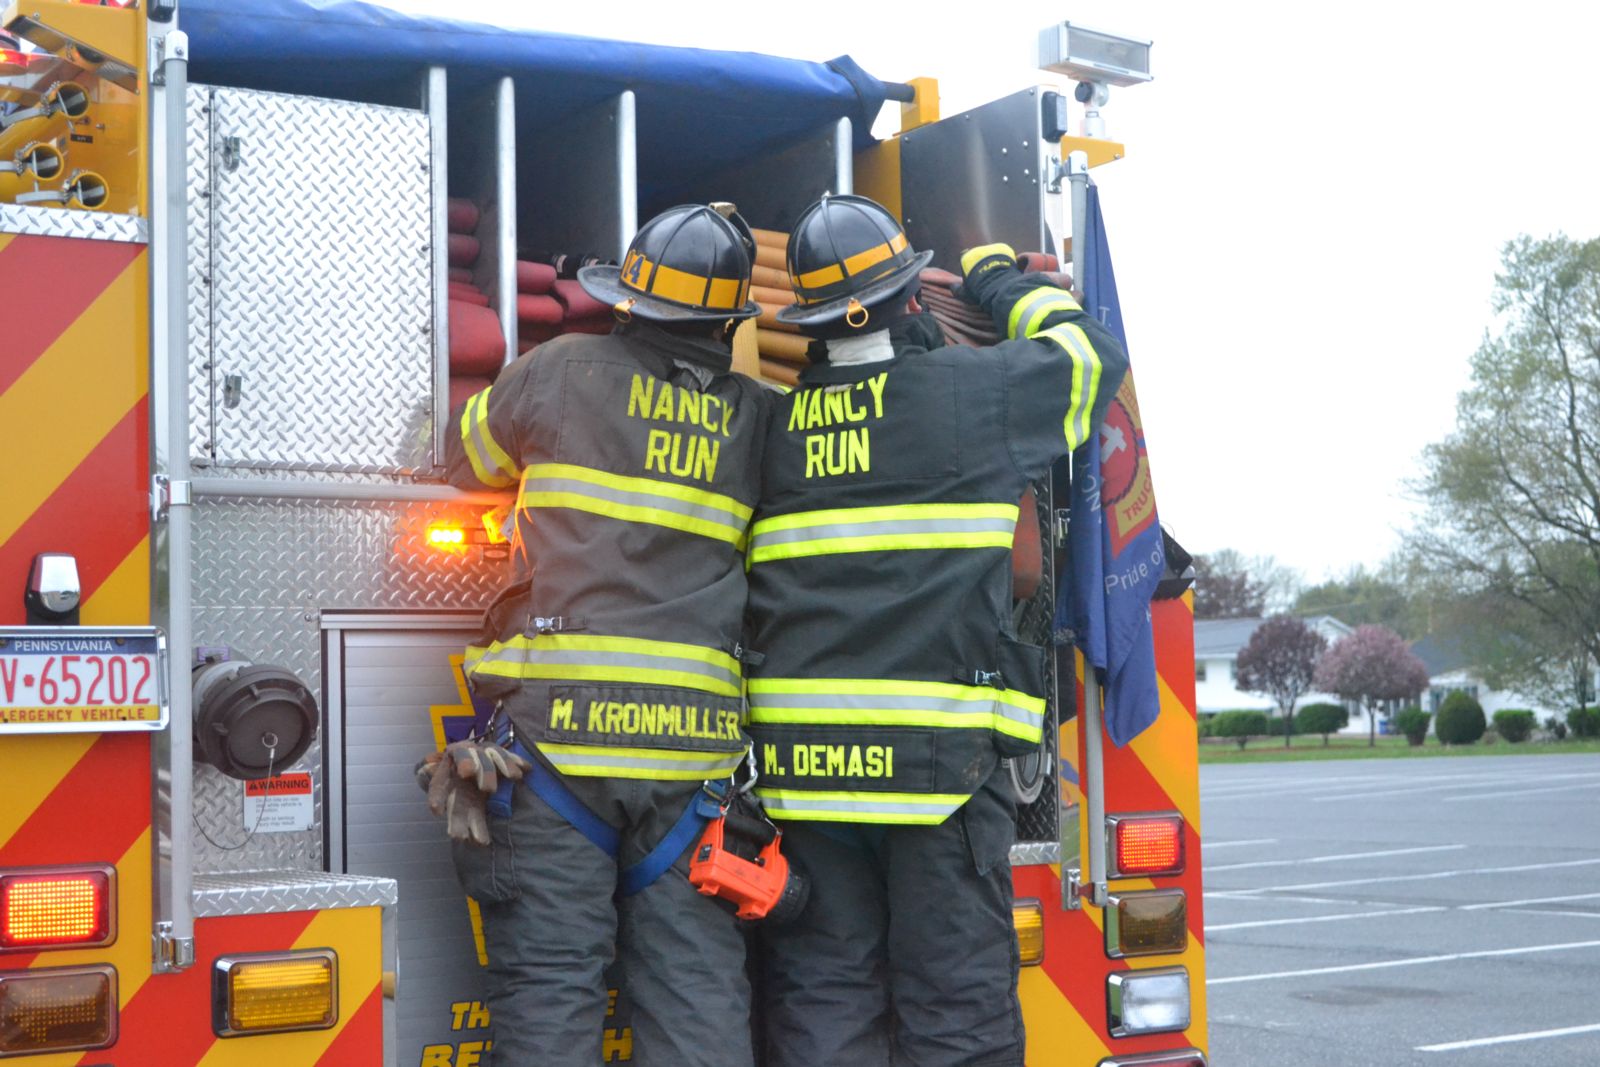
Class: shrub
1198,715,1214,738
1211,710,1271,750
1544,715,1569,741
1568,706,1600,739
1394,707,1431,746
1296,703,1350,746
1435,691,1487,745
1492,709,1536,743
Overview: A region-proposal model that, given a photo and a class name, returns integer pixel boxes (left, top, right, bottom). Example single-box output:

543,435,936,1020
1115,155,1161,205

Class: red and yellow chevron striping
1018,593,1207,1064
1,228,157,1065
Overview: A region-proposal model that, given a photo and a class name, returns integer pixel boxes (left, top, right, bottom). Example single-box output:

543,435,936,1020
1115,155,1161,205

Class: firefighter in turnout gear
441,203,770,1067
746,195,1128,1066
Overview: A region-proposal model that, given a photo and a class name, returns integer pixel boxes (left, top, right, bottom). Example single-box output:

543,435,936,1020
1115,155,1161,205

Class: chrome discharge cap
192,659,318,780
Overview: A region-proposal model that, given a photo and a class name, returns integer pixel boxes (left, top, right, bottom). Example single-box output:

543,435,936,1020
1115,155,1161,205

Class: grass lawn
1198,734,1600,764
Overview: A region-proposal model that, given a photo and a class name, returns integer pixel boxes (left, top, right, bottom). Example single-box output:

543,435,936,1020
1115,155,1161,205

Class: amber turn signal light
1105,890,1187,959
213,950,338,1037
1012,898,1045,966
0,965,117,1057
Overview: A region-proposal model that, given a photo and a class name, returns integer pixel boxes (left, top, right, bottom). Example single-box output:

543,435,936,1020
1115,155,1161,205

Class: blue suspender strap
498,739,621,858
618,781,727,899
494,737,728,895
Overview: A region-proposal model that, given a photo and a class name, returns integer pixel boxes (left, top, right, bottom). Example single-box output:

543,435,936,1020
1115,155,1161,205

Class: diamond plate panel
187,86,215,462
193,870,397,917
0,203,148,243
208,87,434,473
191,495,503,874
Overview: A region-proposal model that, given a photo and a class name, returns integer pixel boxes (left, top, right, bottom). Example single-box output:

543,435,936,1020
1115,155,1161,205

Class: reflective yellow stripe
466,633,742,697
794,232,908,291
538,742,746,781
520,462,752,545
960,242,1016,275
748,503,1018,564
1006,285,1080,340
458,389,518,488
1038,321,1104,449
749,677,1045,742
755,788,969,824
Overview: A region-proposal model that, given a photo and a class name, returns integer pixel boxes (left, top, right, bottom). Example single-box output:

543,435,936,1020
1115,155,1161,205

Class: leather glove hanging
415,738,532,846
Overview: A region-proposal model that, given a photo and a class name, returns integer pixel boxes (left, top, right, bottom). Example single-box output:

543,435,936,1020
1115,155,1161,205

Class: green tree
1293,563,1427,638
1296,703,1349,746
1407,235,1600,708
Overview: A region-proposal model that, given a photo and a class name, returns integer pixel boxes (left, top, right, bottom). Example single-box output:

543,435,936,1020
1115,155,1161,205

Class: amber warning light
1107,814,1185,878
426,525,466,550
0,867,115,951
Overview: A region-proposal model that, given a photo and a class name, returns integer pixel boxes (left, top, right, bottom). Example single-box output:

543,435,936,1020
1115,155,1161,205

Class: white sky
394,0,1600,580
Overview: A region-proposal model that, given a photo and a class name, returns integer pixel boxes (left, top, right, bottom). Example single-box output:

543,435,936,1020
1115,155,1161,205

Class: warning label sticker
242,773,314,833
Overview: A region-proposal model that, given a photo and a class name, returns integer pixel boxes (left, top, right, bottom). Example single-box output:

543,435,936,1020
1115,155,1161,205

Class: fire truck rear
0,3,1205,1063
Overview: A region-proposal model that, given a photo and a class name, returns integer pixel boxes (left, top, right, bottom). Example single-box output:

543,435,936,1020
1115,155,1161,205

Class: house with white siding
1194,615,1361,732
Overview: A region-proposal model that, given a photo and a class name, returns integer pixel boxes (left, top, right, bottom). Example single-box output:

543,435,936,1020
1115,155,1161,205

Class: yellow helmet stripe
624,252,748,311
794,232,908,291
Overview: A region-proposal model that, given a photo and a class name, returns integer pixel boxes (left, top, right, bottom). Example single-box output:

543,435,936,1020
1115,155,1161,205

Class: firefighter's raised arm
443,352,548,491
959,242,1130,478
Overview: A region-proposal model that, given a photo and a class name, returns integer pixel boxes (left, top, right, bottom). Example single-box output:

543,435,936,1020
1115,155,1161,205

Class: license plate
0,628,167,734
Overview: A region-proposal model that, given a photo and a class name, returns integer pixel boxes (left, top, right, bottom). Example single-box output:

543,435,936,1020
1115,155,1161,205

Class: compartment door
208,87,435,472
899,87,1065,272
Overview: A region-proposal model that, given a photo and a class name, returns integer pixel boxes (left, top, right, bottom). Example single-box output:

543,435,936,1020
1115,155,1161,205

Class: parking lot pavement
1200,754,1600,1067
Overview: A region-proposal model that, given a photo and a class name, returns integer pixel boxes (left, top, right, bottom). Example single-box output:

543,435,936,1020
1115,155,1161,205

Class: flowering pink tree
1313,625,1431,747
1236,616,1328,747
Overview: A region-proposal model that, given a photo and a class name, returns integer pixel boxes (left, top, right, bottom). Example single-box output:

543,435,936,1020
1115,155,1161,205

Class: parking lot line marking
1515,908,1600,920
1202,838,1279,850
1207,856,1600,897
1204,844,1464,873
1442,781,1600,802
1207,939,1600,986
1206,906,1444,932
1461,891,1600,911
1415,1022,1600,1052
1308,771,1600,803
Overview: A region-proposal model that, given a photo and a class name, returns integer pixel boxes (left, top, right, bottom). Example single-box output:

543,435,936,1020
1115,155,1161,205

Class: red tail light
0,867,115,951
1106,813,1185,878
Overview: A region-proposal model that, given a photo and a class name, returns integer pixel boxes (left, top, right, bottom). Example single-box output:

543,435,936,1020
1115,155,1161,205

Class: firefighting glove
958,242,1021,310
414,739,532,846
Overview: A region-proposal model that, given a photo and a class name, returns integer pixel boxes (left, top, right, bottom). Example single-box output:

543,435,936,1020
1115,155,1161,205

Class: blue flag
1059,183,1164,747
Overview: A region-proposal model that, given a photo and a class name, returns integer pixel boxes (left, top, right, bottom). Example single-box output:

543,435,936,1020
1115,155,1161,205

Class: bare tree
1236,616,1328,747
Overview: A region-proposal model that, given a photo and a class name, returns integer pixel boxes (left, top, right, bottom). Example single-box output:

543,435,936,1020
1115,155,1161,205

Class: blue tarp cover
180,0,888,205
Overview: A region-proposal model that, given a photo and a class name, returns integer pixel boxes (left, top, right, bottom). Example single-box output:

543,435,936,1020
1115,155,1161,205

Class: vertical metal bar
1065,148,1107,909
833,116,853,194
1068,150,1089,287
322,626,346,873
1082,670,1108,908
426,67,450,465
616,90,637,260
148,21,195,972
494,76,517,367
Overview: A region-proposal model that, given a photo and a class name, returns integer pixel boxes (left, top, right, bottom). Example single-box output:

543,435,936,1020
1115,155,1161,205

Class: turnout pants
453,771,753,1067
759,767,1023,1067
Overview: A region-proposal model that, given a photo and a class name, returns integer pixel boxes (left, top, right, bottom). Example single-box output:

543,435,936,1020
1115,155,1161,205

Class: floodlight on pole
1037,22,1152,139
